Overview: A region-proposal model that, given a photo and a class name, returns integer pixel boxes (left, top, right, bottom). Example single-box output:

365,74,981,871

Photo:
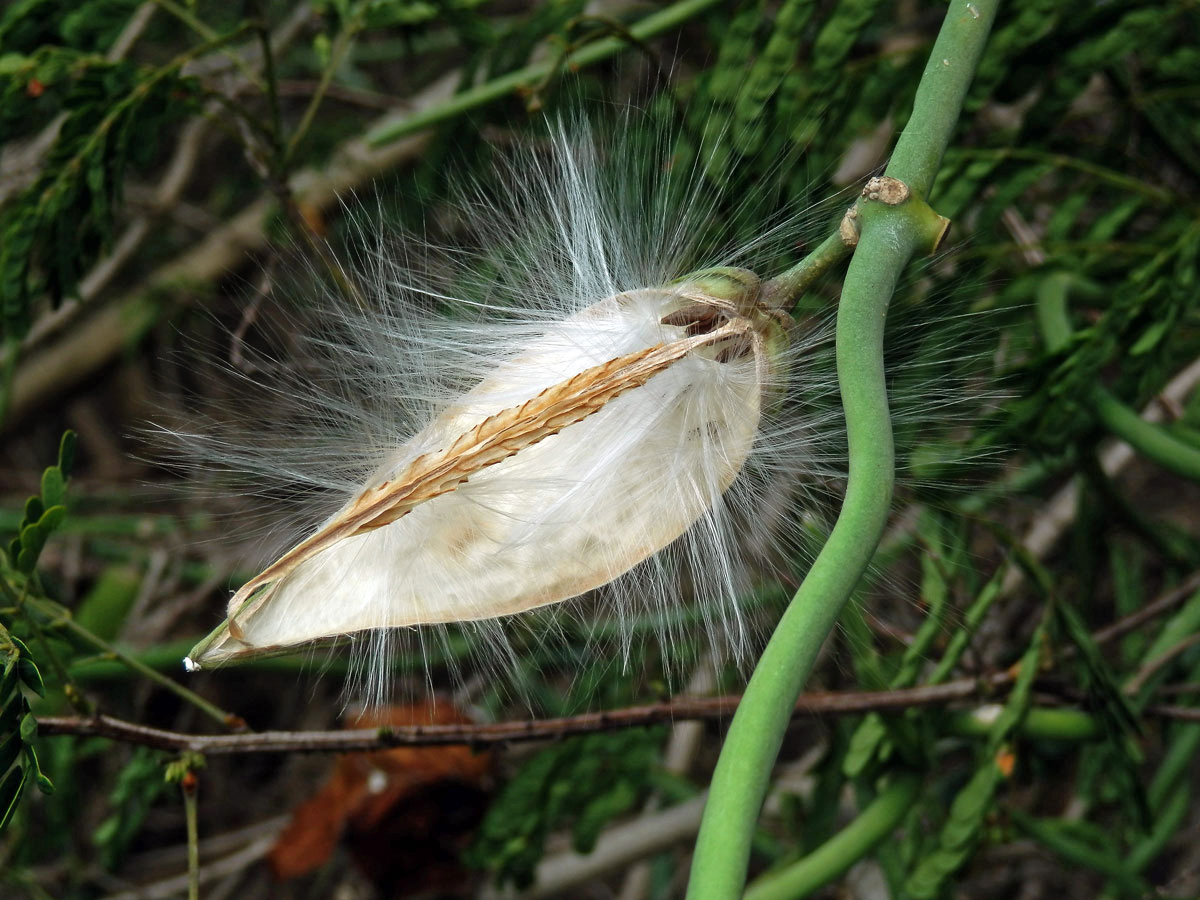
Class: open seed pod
185,268,791,669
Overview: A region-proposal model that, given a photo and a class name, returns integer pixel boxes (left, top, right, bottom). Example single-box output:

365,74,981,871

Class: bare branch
37,677,1010,754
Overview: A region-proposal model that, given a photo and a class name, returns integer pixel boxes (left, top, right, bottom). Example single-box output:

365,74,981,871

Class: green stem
926,562,1007,684
1110,658,1200,894
762,229,856,311
743,772,922,900
366,0,724,147
150,0,263,90
182,778,200,900
254,11,285,162
885,1,999,199
1037,273,1200,482
687,3,999,895
23,597,239,729
1011,810,1145,894
284,11,362,168
956,148,1177,207
0,336,18,424
1126,782,1189,876
946,706,1101,742
688,194,911,900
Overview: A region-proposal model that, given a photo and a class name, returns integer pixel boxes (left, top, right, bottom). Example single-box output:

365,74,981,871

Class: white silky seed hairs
168,112,991,707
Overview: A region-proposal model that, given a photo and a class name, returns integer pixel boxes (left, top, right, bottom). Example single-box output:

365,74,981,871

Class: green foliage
2,0,1200,896
92,746,170,869
0,431,77,833
0,628,53,831
465,728,665,888
0,48,198,336
0,0,141,55
7,430,75,573
905,616,1048,897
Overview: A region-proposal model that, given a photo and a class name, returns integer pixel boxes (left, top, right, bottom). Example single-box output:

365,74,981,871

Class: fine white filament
176,116,848,696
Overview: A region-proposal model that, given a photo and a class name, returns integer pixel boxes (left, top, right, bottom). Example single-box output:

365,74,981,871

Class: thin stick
366,0,725,147
182,775,200,900
35,675,1018,754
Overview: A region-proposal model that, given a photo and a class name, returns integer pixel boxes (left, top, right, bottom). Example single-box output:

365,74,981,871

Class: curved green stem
366,0,723,147
687,195,913,899
1037,273,1200,481
686,3,998,896
743,772,922,900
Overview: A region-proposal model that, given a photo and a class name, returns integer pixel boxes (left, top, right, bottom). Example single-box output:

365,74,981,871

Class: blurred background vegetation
2,0,1200,897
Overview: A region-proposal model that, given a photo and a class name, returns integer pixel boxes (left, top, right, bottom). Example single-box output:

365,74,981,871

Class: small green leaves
16,648,44,698
40,467,64,508
0,44,196,337
0,706,22,774
0,625,53,831
466,728,663,888
8,430,74,574
904,618,1049,898
94,747,171,869
22,497,43,526
164,752,206,784
0,765,28,831
58,429,76,477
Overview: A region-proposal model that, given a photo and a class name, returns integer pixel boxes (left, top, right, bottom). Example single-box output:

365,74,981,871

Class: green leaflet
465,728,665,888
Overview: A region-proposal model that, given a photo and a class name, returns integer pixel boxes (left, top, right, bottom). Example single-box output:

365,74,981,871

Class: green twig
955,147,1179,208
743,772,923,900
926,562,1008,684
1011,809,1146,895
150,0,263,90
283,10,362,168
0,336,17,424
762,226,858,311
254,11,285,163
183,775,199,900
687,3,999,896
366,0,724,147
23,596,241,729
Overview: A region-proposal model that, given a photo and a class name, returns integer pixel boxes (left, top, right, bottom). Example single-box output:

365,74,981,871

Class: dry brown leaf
268,701,492,893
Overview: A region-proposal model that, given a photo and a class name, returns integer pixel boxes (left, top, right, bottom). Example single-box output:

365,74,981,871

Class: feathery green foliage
2,1,1200,897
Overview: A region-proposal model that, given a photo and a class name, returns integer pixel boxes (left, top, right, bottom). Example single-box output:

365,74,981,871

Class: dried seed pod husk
187,272,792,669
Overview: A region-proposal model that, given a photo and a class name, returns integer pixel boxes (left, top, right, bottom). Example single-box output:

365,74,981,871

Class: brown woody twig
38,676,1015,754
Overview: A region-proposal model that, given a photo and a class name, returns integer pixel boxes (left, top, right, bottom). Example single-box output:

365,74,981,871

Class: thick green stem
686,3,999,895
743,772,922,900
366,0,722,147
687,198,913,899
947,706,1101,742
886,2,999,198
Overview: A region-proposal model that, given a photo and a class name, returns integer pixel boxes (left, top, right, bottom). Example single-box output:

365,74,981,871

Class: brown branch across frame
37,675,1014,754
